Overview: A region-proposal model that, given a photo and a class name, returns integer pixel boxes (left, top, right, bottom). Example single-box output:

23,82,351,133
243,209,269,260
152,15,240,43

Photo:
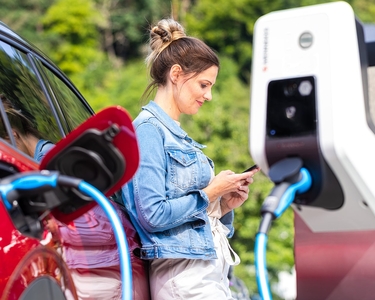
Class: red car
0,21,150,299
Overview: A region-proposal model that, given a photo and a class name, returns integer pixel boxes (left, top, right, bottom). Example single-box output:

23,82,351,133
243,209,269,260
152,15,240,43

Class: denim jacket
34,139,54,162
122,101,234,260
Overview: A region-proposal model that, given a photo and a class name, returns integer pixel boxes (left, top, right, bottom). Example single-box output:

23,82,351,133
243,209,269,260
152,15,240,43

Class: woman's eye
201,84,207,88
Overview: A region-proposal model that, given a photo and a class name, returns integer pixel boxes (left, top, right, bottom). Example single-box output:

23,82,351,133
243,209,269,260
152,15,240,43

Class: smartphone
242,164,259,173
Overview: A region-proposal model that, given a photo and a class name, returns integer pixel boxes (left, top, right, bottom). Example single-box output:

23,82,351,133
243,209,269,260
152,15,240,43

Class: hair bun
149,19,186,54
152,27,171,43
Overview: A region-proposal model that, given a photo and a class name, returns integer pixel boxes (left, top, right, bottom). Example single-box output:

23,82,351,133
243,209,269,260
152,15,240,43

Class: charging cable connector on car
0,171,132,300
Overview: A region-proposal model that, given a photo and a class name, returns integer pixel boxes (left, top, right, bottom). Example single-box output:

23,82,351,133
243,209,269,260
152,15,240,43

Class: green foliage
71,59,148,117
352,0,375,23
41,0,105,75
0,0,51,49
92,0,172,63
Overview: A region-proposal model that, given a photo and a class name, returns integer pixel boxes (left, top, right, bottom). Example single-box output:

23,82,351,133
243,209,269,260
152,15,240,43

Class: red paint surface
0,108,150,299
295,213,375,300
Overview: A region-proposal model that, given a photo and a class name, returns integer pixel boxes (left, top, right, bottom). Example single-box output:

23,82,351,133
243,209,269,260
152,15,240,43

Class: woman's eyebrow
202,79,214,85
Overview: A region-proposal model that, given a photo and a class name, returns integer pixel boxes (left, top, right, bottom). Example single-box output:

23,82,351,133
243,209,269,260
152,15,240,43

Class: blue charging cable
254,158,312,300
77,181,132,300
0,171,132,300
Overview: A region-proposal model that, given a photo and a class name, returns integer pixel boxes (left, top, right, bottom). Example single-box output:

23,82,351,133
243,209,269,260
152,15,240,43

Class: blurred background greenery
1,0,374,298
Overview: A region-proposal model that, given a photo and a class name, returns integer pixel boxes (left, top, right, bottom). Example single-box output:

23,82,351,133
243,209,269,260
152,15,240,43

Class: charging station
250,2,375,299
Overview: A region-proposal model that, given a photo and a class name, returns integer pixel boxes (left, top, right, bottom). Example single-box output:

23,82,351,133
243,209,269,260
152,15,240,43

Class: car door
0,21,150,300
0,33,79,299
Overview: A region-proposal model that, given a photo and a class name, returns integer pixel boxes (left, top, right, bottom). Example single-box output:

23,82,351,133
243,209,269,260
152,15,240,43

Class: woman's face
173,65,218,117
4,130,32,156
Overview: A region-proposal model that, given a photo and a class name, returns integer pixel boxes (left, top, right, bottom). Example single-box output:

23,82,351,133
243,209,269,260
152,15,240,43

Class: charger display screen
266,76,317,138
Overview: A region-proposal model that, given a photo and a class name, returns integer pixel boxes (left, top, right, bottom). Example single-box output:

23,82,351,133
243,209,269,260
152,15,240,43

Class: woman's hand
220,184,251,215
221,167,260,216
203,167,260,212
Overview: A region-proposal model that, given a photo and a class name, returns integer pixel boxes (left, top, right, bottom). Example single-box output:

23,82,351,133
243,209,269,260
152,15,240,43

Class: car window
42,66,92,131
0,41,62,153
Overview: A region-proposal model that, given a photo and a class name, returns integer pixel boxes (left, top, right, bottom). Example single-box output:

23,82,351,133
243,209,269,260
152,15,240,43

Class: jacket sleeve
127,122,210,233
220,210,235,238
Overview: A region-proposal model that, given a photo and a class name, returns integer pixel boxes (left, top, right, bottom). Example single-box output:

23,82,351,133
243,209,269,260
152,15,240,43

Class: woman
0,93,54,161
121,18,260,299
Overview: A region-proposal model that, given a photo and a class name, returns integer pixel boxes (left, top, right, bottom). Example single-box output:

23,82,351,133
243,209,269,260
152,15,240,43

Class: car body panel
295,213,375,300
0,20,150,299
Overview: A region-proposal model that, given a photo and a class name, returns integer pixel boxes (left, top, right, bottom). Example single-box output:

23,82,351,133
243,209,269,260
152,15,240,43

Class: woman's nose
204,90,212,101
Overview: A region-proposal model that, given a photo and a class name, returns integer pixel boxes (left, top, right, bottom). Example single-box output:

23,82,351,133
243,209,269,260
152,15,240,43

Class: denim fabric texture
122,101,234,260
34,139,55,162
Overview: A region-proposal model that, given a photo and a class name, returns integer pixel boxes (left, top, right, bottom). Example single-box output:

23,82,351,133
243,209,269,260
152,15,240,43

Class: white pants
69,266,122,300
150,217,240,300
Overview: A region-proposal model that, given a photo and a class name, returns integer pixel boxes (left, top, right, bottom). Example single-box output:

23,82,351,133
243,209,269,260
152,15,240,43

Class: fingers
243,177,254,185
221,168,260,179
234,189,249,203
238,175,254,186
220,170,235,175
214,169,257,196
237,167,260,184
246,167,260,176
238,184,249,193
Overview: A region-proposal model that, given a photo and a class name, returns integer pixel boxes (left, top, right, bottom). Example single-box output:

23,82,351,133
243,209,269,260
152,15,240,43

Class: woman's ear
169,64,182,84
12,129,20,139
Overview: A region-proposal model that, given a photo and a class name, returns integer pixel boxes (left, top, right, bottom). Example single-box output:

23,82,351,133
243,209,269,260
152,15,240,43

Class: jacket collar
142,101,206,149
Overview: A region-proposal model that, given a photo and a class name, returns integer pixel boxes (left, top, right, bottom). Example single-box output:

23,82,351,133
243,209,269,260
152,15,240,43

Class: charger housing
250,1,375,232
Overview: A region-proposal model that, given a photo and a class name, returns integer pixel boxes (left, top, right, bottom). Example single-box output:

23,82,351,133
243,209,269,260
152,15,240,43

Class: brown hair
143,18,220,99
0,94,40,139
